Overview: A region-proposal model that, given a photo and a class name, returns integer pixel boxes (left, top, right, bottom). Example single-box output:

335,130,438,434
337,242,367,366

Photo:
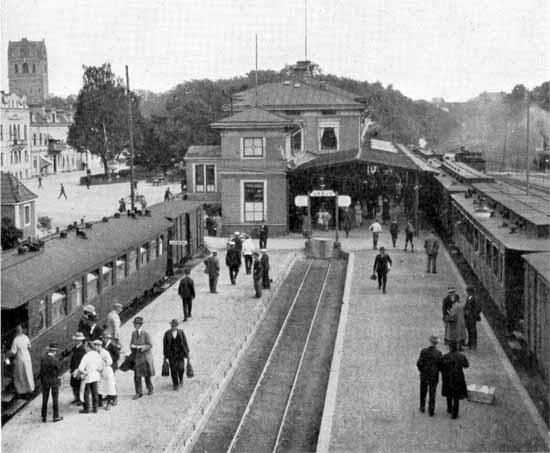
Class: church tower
8,38,49,106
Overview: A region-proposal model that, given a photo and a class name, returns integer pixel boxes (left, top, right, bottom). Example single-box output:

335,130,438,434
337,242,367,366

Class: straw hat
429,335,440,345
72,332,85,341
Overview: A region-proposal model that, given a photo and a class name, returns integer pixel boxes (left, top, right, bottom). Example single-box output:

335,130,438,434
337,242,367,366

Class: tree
1,217,22,250
68,63,143,176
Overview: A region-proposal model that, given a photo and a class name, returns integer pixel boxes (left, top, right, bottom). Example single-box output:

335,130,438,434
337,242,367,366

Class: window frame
50,289,68,326
193,163,217,192
241,137,265,159
23,204,31,226
291,129,303,153
241,180,267,223
318,120,340,152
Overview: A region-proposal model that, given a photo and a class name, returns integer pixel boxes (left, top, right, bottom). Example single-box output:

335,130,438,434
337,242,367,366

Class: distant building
8,38,48,106
0,92,32,180
0,171,38,240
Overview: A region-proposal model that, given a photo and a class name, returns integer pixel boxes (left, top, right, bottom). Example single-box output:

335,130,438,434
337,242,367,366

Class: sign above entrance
337,195,351,207
310,190,336,197
294,195,309,207
169,240,187,246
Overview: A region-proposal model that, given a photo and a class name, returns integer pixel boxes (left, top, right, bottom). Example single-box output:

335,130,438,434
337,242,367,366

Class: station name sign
310,190,336,197
169,240,187,245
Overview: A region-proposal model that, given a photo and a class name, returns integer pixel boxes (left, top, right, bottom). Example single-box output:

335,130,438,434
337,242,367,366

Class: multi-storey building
8,38,48,106
0,92,33,180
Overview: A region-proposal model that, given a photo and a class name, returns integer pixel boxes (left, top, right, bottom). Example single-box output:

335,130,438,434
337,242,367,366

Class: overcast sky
1,0,548,102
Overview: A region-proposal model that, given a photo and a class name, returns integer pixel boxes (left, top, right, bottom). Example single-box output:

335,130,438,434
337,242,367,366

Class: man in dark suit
88,315,103,341
259,223,269,249
163,319,190,390
39,344,63,423
178,268,196,321
416,335,443,416
130,317,155,399
77,305,96,339
464,286,482,349
260,249,271,289
441,341,470,419
67,332,86,405
424,230,440,273
252,252,263,298
373,246,392,294
225,242,242,285
204,251,220,294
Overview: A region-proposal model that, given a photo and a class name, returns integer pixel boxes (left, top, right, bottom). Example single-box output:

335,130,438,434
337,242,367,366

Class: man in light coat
77,341,104,414
105,303,123,339
369,219,382,250
242,235,254,274
424,230,440,273
130,316,155,399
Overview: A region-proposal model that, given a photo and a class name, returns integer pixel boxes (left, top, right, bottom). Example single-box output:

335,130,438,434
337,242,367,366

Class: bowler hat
113,303,123,310
72,332,85,341
83,304,96,315
447,286,455,293
133,316,144,325
429,335,439,345
170,319,179,327
379,246,385,251
92,339,103,346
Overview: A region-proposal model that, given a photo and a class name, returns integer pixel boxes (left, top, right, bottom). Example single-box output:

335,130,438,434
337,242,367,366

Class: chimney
293,60,313,81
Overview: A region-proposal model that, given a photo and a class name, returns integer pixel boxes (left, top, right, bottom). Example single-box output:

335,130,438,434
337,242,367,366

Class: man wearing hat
130,317,155,398
416,335,443,416
464,286,482,349
242,234,254,274
39,344,63,423
424,230,440,273
178,268,195,321
204,251,220,294
106,303,123,339
226,241,242,285
77,341,104,413
252,252,263,298
372,246,392,294
260,249,271,290
233,232,243,254
441,341,469,419
163,319,190,390
259,222,269,249
103,334,122,372
442,287,460,346
68,332,87,405
78,305,97,340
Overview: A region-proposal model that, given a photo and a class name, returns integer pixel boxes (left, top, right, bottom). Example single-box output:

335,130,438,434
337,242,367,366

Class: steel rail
226,259,315,453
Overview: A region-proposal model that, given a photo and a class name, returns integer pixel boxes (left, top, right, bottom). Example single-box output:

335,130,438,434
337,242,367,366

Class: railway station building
0,171,38,240
185,60,435,235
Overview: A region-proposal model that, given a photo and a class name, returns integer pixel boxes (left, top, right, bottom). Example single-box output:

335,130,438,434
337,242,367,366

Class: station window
34,299,47,336
319,123,338,151
102,263,113,289
23,204,31,226
116,256,126,281
87,271,99,300
127,249,137,274
291,129,303,153
50,290,67,325
70,279,83,312
139,245,148,266
242,137,264,158
243,181,265,222
194,164,216,192
22,63,28,74
158,236,164,256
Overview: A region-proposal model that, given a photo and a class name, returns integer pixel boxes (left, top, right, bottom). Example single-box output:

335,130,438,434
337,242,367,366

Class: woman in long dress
446,298,467,350
95,341,117,410
10,325,35,396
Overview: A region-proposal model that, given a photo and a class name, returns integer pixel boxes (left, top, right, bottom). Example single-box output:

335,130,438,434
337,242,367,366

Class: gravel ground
1,247,295,453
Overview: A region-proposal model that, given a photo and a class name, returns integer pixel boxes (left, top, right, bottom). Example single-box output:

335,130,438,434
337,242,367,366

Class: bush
1,217,23,250
38,216,52,231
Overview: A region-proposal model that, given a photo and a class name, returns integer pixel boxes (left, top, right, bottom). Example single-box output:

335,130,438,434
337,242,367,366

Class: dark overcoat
253,258,263,281
441,351,469,399
69,343,87,388
416,346,442,383
130,329,155,377
163,329,189,364
464,295,481,322
39,353,61,387
204,255,220,276
178,276,195,300
105,340,121,371
226,248,242,268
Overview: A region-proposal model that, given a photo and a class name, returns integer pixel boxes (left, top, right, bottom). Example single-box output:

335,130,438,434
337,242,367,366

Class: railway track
492,174,550,199
191,258,346,453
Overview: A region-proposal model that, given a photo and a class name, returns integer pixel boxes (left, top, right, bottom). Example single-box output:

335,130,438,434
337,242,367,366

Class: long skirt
98,366,117,396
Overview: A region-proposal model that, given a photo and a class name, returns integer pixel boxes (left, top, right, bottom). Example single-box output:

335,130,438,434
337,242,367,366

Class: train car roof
522,252,550,283
432,171,470,193
441,161,494,183
472,182,550,226
451,192,550,252
1,200,203,310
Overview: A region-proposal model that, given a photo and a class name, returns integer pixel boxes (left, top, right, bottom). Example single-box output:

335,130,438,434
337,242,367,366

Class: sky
1,0,549,102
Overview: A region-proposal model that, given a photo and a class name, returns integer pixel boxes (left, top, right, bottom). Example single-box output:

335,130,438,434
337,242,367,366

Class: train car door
185,213,191,256
166,227,174,276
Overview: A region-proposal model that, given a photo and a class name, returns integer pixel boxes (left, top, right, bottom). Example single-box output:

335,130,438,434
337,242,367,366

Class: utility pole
525,92,530,195
305,0,308,59
126,65,135,211
255,34,258,107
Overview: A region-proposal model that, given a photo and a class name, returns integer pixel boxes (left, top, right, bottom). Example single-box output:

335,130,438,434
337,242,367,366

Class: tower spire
305,0,308,59
255,34,259,107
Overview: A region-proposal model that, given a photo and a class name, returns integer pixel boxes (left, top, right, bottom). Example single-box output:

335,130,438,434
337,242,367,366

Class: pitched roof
186,145,222,159
211,107,298,129
1,200,202,309
0,172,38,204
232,79,364,111
522,252,550,283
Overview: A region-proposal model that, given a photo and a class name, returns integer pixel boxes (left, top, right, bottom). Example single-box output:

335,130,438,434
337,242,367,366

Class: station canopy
292,139,438,173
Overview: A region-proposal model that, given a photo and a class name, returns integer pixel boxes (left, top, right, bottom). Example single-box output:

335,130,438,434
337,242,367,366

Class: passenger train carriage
1,200,204,390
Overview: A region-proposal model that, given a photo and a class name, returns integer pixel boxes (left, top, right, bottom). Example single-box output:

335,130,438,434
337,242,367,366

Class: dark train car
522,252,550,391
1,200,203,396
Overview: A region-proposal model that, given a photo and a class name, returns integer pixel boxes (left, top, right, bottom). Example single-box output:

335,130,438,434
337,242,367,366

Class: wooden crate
467,384,496,404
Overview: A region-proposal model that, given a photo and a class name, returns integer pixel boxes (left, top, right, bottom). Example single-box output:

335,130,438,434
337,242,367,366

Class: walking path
321,231,549,452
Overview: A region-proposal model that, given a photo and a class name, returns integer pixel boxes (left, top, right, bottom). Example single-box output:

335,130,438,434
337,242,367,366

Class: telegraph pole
126,65,135,211
525,92,530,195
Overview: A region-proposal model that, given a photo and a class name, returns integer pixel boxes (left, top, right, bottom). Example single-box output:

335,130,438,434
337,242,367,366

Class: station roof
1,200,202,309
0,172,37,204
442,161,494,183
473,182,550,226
185,145,221,159
231,79,364,111
432,171,470,193
522,252,550,283
451,192,550,252
210,107,299,129
293,139,436,173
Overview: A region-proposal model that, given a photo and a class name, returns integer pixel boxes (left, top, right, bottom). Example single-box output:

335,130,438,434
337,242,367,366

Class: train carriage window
87,271,99,300
50,290,67,325
473,230,479,253
158,236,164,256
102,264,113,288
139,245,148,266
150,239,157,260
70,279,83,312
485,241,492,266
491,245,499,277
479,236,485,258
128,250,137,274
33,299,47,337
116,257,126,281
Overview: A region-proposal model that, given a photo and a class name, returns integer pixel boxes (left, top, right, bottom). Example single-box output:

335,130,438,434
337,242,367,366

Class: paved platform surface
1,242,295,453
325,232,549,452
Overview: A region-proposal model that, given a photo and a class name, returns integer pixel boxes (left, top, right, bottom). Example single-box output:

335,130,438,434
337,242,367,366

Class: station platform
2,227,549,452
